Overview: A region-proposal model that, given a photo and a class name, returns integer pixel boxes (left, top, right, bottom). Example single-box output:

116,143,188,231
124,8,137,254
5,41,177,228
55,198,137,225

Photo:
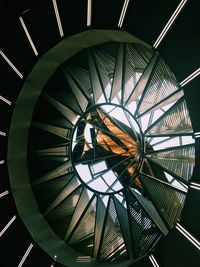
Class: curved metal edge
7,29,152,267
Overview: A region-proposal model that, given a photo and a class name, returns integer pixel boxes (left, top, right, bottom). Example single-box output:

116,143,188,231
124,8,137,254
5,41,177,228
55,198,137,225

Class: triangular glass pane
69,197,96,244
99,198,127,261
146,99,193,136
46,186,82,239
140,175,186,228
126,190,160,256
138,58,179,115
123,44,146,103
146,145,195,181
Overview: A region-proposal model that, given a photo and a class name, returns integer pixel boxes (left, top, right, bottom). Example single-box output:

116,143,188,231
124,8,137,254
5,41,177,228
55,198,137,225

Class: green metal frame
7,30,152,267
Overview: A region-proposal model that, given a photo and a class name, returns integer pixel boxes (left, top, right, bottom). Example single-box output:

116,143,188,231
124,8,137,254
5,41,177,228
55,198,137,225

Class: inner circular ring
71,103,144,194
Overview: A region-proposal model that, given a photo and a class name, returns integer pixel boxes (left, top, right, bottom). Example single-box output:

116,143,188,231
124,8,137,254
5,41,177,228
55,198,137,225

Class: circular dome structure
7,29,196,266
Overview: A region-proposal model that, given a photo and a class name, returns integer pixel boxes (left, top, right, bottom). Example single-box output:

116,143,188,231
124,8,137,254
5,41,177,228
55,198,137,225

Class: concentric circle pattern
13,36,194,265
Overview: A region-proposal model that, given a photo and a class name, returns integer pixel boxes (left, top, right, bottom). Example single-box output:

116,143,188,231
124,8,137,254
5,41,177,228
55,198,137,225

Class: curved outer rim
7,29,153,267
71,102,144,195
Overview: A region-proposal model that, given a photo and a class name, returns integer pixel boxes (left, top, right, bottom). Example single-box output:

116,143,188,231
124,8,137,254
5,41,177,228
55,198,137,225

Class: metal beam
113,195,133,259
44,94,78,125
88,48,107,103
33,122,71,140
62,68,89,112
126,52,158,108
110,43,125,102
65,188,94,241
94,196,107,257
33,160,72,185
44,177,80,215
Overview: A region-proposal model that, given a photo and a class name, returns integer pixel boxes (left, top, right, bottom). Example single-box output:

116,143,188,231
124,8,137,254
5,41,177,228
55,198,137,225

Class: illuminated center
71,103,143,194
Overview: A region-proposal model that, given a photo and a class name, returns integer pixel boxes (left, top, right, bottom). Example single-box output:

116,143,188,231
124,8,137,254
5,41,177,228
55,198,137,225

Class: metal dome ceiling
0,1,200,267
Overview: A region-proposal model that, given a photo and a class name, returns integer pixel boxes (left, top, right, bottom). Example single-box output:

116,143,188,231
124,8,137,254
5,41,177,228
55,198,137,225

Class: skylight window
92,161,107,174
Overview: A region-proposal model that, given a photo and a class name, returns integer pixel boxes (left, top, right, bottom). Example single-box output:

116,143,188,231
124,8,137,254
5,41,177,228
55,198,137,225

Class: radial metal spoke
129,189,168,235
65,188,95,241
113,195,133,258
33,122,71,140
110,43,125,102
74,150,131,165
87,154,134,184
146,133,193,138
64,65,92,103
145,143,194,154
144,97,193,136
125,52,158,108
144,97,183,135
139,173,186,228
146,157,192,185
44,94,79,125
36,145,68,156
32,160,72,185
94,196,108,257
137,88,183,119
44,177,80,215
98,196,126,260
88,49,107,103
62,67,89,112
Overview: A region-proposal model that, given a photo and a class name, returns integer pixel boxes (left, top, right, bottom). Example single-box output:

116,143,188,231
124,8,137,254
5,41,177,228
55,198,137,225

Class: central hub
71,103,143,194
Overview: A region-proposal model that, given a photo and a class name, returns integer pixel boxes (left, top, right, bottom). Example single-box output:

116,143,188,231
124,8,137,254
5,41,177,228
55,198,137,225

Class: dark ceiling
0,0,200,266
